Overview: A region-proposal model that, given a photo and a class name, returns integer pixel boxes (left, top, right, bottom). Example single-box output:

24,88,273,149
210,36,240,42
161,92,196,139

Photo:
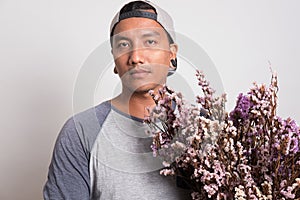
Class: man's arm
43,118,90,200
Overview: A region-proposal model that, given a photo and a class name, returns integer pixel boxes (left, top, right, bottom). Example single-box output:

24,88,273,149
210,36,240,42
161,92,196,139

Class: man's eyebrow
112,30,161,42
113,35,131,42
141,31,161,38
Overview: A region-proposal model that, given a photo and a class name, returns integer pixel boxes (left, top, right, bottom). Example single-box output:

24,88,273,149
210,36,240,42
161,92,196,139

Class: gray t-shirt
43,101,191,200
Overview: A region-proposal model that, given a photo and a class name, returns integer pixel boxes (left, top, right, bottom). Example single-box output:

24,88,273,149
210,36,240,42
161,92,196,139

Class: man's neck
111,90,157,120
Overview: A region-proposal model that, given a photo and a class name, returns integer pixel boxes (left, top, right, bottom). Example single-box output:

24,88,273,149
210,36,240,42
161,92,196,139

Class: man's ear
169,43,178,59
111,48,117,60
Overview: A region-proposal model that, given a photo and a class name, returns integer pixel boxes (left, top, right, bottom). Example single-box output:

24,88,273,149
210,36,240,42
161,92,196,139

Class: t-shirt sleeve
43,117,90,200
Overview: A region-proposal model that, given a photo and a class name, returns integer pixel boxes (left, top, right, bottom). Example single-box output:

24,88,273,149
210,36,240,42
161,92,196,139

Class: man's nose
128,47,145,65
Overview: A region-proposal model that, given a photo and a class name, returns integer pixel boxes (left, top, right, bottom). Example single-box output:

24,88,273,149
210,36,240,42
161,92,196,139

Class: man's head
110,1,178,93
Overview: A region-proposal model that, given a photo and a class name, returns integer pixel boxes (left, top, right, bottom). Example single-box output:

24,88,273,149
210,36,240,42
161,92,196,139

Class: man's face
111,17,177,93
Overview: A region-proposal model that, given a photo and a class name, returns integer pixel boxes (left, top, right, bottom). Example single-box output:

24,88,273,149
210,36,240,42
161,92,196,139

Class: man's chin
130,83,162,94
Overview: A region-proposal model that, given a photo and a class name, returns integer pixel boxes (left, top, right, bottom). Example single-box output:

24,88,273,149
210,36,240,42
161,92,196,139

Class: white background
1,0,299,199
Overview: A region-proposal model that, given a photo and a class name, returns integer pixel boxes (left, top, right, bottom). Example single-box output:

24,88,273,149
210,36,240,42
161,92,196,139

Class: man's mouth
130,69,151,75
129,66,151,78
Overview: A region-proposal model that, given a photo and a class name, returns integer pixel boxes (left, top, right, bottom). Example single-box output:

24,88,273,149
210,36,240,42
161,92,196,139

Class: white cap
110,0,176,43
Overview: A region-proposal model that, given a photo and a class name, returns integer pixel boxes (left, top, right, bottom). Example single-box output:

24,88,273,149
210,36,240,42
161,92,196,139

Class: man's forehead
113,17,165,34
112,28,164,40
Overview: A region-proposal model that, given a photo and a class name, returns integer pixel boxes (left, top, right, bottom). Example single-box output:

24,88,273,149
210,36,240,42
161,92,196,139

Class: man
43,1,190,199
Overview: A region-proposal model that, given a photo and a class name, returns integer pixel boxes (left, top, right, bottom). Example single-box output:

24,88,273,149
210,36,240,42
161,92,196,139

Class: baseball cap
110,0,176,43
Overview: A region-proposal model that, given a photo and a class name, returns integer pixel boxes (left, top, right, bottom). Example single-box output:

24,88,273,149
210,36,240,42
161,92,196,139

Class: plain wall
1,0,299,199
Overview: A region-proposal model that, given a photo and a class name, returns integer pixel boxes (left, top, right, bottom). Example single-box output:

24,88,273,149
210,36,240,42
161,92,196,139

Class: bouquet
144,70,300,199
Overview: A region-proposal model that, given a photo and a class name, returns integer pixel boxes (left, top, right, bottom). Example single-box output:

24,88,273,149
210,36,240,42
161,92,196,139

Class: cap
110,0,176,43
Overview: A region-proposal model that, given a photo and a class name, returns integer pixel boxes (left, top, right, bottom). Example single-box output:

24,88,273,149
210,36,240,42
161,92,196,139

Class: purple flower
145,70,300,199
229,93,252,126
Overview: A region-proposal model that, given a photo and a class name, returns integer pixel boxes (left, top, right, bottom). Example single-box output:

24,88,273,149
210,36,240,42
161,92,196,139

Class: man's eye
146,40,157,46
117,42,130,48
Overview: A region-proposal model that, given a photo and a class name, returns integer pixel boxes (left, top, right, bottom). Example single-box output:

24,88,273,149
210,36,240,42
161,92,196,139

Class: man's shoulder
71,100,112,126
58,101,112,152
